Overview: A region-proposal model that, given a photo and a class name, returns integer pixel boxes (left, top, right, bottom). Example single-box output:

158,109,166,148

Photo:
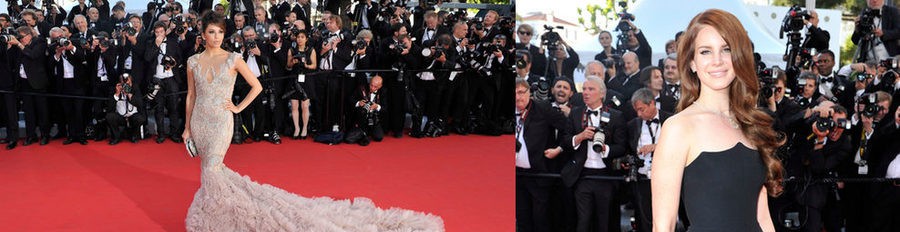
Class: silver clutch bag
185,138,198,158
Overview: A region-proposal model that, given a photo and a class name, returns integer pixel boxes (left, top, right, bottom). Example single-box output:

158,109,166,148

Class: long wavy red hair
675,9,785,196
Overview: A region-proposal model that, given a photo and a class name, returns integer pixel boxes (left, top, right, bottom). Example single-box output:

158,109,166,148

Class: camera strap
582,105,607,130
515,101,531,143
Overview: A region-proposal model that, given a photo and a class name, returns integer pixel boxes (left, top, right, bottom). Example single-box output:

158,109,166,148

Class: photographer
550,78,579,118
786,105,853,232
625,88,673,232
608,51,642,100
515,77,570,232
106,74,146,145
439,22,472,135
377,23,415,138
226,13,248,39
145,20,185,144
518,50,547,100
318,14,354,135
67,0,89,26
87,7,112,34
542,37,578,79
796,71,822,109
639,66,676,113
516,24,546,77
866,105,900,232
661,55,680,100
8,25,51,146
594,31,618,66
347,0,378,31
815,50,848,102
617,19,651,70
0,14,18,150
118,15,148,97
20,9,49,38
285,29,317,139
48,27,89,145
88,32,121,142
585,60,632,120
560,75,628,232
410,34,451,138
237,25,280,144
852,0,900,61
347,75,385,145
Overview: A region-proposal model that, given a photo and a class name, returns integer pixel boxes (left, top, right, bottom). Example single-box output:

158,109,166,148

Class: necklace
696,102,739,129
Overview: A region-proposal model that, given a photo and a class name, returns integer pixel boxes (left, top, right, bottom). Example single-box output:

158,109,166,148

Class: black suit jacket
609,71,642,100
0,44,13,90
11,37,50,90
145,37,185,79
520,100,571,184
626,110,672,156
51,47,91,90
88,45,121,85
547,47,578,79
560,106,628,187
191,0,216,15
630,30,652,69
656,95,677,115
791,133,852,209
853,5,900,56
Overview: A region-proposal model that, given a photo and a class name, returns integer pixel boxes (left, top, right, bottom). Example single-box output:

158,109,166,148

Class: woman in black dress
651,9,784,232
286,30,317,139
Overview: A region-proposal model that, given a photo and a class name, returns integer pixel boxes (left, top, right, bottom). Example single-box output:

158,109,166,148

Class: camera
173,15,187,35
516,50,528,69
851,72,872,83
591,111,611,153
612,155,645,182
421,46,444,58
245,39,258,49
443,9,467,27
540,25,562,55
292,49,311,65
352,38,367,51
815,116,852,133
388,40,407,54
857,7,881,37
614,1,635,32
758,67,777,100
161,55,177,70
470,17,484,31
530,76,550,101
0,27,16,45
859,93,882,117
121,22,137,37
781,5,810,33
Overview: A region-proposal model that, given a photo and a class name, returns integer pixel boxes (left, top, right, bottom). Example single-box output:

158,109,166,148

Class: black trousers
839,182,869,232
106,111,147,139
321,73,349,131
251,83,287,137
574,169,618,232
439,74,468,127
869,184,900,232
1,91,18,141
549,178,577,232
631,178,653,232
152,77,181,137
91,80,115,131
517,173,553,232
59,79,87,140
20,83,50,138
468,75,498,121
381,73,407,135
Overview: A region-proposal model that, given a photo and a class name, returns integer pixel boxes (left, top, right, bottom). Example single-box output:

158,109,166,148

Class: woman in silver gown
182,12,444,231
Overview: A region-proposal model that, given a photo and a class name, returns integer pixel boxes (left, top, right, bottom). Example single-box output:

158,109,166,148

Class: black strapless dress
681,142,766,232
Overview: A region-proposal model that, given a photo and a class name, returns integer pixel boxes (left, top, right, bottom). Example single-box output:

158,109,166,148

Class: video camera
540,25,562,55
758,67,778,100
781,5,810,34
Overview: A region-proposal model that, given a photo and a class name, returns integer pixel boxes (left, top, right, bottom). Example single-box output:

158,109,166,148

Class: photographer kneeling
106,74,147,145
345,75,385,146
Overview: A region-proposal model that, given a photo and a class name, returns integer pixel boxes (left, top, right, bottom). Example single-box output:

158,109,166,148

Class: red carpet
0,134,513,231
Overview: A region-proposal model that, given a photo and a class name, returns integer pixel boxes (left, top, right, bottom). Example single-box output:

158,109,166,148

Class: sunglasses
517,31,532,36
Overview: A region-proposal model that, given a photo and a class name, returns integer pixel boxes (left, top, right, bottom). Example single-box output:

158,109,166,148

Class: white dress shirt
573,105,609,169
515,108,531,169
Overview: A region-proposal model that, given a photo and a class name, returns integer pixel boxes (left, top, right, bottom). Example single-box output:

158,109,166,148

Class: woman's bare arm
652,115,692,232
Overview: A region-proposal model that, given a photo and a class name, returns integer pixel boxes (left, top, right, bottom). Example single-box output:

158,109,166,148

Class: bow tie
426,28,435,32
668,84,680,89
646,118,660,126
586,110,598,116
821,77,834,83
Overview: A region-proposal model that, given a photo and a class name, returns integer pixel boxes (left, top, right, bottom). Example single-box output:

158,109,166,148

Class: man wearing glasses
7,26,51,146
516,24,547,77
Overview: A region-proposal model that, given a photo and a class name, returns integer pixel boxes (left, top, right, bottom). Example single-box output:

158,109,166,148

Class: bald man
348,75,386,145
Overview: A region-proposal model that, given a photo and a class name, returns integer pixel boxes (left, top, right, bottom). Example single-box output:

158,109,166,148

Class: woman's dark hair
676,9,785,196
200,11,226,32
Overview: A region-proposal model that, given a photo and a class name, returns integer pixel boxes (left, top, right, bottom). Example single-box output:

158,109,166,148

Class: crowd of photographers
0,0,517,150
516,1,900,232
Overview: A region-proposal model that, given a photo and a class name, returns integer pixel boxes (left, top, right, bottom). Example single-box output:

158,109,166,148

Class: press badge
297,74,305,83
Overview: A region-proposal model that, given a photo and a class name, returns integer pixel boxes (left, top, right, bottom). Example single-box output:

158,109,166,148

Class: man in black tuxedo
412,11,441,47
50,29,91,145
347,0,378,32
661,56,681,101
516,24,546,77
518,50,549,101
319,15,354,133
608,51,643,101
795,72,821,109
438,22,471,135
20,10,50,38
815,51,849,103
625,88,672,232
9,26,51,146
585,60,634,120
515,77,570,232
638,66,677,114
852,0,900,58
0,14,18,150
229,0,256,23
376,23,415,137
119,15,149,96
561,75,628,232
87,7,113,34
68,0,90,26
88,32,122,142
106,75,146,145
788,105,853,232
145,21,185,144
348,75,386,145
866,106,900,232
